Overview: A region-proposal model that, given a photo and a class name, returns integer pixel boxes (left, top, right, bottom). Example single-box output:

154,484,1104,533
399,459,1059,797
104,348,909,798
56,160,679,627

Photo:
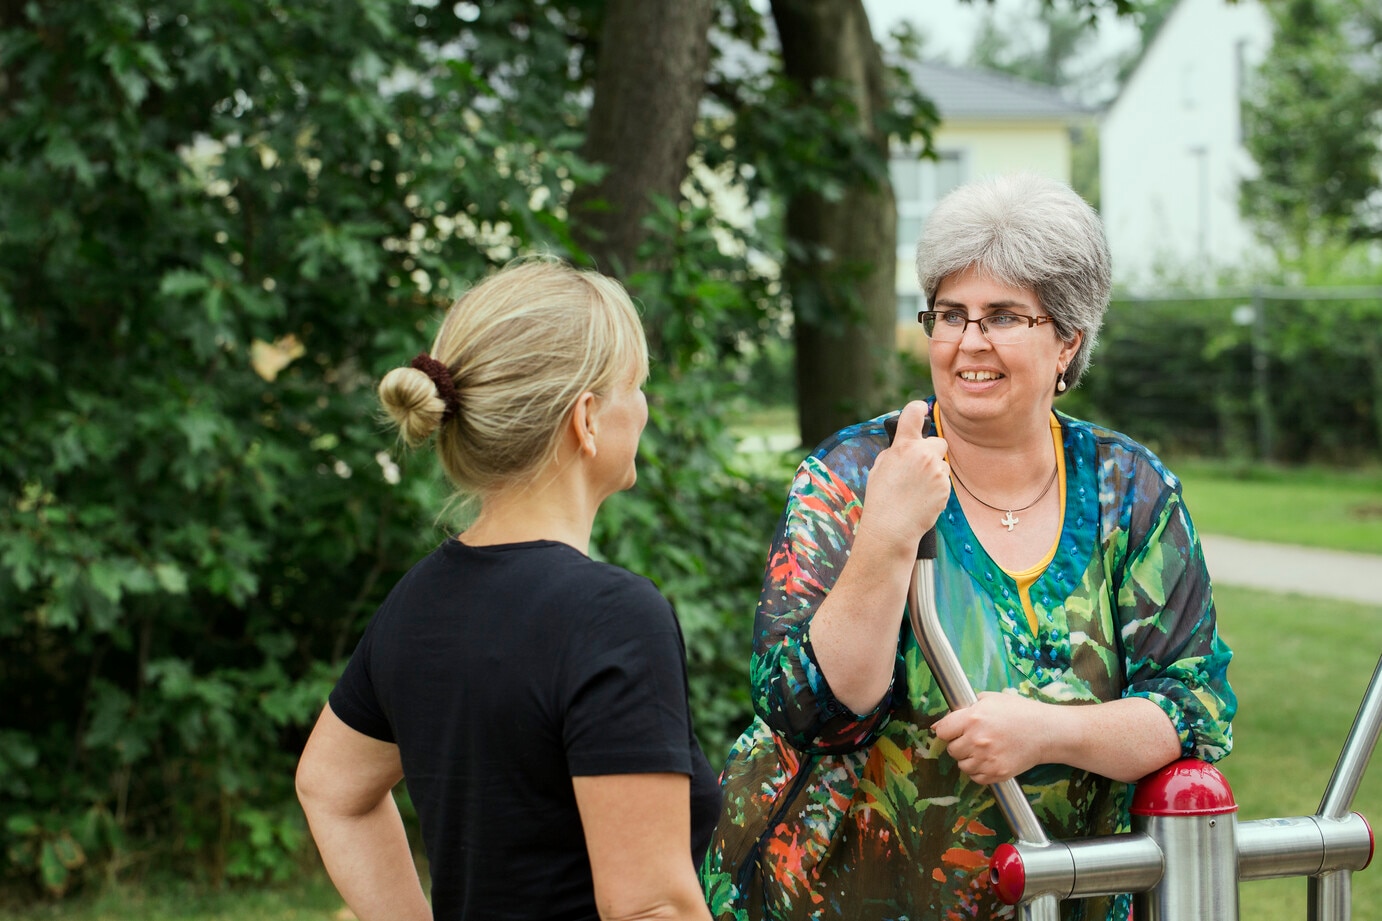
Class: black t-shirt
329,538,721,921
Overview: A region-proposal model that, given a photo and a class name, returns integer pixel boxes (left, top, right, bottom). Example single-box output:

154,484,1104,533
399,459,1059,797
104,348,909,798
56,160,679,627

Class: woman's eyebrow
933,296,1037,312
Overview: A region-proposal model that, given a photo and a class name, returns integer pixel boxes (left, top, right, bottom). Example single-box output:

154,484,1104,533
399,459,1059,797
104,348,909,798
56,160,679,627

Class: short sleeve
562,581,695,777
328,620,396,743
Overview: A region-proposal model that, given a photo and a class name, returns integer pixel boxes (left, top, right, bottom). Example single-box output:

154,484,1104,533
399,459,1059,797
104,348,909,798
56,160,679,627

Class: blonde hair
377,257,648,494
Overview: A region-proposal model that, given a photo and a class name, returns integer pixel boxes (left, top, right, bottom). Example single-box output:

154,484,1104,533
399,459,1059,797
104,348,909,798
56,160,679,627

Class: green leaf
159,269,210,298
86,561,124,604
38,840,70,895
154,562,189,594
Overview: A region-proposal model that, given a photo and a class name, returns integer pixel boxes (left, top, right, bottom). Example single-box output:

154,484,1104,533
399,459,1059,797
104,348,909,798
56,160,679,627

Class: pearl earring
1056,372,1067,393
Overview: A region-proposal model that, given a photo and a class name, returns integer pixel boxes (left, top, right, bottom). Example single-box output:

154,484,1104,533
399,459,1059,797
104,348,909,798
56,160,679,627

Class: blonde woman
297,259,719,921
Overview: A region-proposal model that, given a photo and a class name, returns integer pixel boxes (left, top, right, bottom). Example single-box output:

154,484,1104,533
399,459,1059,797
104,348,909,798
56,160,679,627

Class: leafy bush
0,0,792,896
1077,290,1381,463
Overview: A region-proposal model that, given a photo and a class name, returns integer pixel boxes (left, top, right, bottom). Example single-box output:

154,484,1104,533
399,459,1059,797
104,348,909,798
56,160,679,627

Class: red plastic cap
1359,810,1374,870
990,843,1026,904
1131,758,1238,817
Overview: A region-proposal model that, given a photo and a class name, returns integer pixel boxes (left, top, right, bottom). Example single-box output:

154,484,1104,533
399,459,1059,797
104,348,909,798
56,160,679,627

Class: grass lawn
1173,459,1382,555
2,872,349,921
10,586,1379,921
1215,585,1382,921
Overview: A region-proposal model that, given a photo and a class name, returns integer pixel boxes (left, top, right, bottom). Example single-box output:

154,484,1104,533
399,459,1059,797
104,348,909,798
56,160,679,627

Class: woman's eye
988,314,1023,328
941,311,967,325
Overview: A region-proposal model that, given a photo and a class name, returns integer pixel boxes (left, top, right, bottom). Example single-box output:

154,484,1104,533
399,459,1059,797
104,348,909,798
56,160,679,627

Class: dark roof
907,60,1090,121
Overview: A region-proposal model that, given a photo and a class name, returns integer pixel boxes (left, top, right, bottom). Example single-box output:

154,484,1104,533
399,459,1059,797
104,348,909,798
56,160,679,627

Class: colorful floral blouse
700,405,1236,921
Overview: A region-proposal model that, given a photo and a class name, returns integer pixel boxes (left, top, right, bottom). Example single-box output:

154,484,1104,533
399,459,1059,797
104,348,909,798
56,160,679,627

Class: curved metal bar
908,558,1060,920
907,558,1050,848
1318,655,1382,821
1310,654,1382,921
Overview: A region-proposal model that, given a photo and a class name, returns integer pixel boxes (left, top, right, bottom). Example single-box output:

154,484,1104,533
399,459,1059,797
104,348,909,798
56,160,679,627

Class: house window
897,291,923,325
892,149,967,253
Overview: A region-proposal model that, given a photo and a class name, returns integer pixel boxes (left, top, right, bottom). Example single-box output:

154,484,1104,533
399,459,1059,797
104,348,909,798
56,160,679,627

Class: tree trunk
570,0,716,278
772,0,898,448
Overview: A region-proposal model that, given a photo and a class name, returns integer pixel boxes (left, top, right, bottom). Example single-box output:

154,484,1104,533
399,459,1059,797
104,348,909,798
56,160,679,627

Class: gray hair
915,172,1111,391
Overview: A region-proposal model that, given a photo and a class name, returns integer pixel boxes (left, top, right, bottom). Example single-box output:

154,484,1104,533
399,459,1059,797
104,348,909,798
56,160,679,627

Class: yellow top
934,409,1066,634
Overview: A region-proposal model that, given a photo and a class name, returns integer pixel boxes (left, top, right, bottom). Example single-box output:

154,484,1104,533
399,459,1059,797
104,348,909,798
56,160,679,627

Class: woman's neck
459,459,601,555
935,404,1056,478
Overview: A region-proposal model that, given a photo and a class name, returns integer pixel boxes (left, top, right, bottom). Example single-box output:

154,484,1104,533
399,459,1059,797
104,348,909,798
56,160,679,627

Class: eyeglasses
918,309,1056,345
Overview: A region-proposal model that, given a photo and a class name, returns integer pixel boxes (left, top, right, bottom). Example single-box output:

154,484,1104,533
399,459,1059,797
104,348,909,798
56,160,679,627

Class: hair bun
409,353,460,422
378,366,449,446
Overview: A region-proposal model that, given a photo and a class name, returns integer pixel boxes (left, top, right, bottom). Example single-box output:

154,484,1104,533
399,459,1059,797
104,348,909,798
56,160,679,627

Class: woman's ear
1060,330,1083,366
568,391,598,457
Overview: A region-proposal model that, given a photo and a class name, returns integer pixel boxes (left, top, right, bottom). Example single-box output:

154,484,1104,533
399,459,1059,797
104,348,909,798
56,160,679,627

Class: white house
891,61,1090,343
1099,0,1273,289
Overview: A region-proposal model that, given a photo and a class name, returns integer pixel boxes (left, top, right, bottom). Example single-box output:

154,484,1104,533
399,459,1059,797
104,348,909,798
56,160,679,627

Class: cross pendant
1000,510,1019,531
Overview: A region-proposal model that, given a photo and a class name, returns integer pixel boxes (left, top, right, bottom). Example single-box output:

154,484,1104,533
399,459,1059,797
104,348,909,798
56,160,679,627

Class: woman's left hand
932,691,1183,785
932,691,1050,785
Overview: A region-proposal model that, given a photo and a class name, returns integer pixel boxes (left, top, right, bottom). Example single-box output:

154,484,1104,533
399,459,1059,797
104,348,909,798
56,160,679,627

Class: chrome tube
993,835,1163,902
1132,812,1240,921
1318,655,1382,821
907,558,1050,848
1237,814,1373,881
1308,871,1352,921
1309,654,1382,921
907,558,1061,921
1236,816,1326,880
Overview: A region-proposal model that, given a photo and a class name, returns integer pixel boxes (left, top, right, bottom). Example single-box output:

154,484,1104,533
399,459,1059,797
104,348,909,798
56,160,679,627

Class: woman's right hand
860,400,950,558
805,401,950,717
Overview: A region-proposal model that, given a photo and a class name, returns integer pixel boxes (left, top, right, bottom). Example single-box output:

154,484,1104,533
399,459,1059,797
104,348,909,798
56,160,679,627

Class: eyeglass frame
916,309,1057,343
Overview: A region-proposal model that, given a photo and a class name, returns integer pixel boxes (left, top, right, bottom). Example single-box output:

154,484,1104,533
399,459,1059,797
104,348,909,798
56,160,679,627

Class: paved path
1201,534,1382,606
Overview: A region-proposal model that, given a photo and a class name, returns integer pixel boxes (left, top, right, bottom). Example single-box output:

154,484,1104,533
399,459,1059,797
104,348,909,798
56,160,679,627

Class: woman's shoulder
543,550,677,632
1057,411,1181,492
796,410,898,494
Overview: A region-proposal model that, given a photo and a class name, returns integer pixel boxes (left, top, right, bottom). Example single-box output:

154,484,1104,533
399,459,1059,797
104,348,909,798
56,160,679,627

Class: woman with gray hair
700,173,1236,920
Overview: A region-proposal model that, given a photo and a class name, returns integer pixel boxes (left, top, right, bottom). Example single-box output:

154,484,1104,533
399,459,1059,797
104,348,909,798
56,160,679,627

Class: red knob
1131,757,1237,817
990,842,1026,904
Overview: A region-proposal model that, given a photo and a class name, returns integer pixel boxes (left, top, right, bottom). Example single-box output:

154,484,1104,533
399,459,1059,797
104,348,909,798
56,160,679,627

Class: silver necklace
949,463,1058,532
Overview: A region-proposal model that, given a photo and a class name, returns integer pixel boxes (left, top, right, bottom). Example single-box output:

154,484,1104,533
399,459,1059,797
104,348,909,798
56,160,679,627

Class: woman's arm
936,465,1234,786
753,402,950,750
573,773,712,921
809,401,950,713
296,704,431,921
933,692,1181,784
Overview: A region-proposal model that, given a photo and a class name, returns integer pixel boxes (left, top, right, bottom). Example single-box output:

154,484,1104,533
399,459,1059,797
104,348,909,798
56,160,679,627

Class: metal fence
1071,286,1382,463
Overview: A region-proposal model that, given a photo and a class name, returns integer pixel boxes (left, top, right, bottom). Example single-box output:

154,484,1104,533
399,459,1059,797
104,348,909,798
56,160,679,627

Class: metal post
1309,655,1382,921
1251,289,1274,461
907,558,1061,921
1130,759,1241,921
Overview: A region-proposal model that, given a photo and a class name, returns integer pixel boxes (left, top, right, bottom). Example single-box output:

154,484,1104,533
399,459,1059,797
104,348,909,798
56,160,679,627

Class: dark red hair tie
410,353,460,423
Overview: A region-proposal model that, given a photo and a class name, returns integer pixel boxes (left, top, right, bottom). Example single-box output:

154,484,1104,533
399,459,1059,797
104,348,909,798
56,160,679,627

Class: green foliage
970,1,1095,90
592,197,790,761
1077,280,1382,463
0,0,590,894
0,0,900,895
1241,0,1382,253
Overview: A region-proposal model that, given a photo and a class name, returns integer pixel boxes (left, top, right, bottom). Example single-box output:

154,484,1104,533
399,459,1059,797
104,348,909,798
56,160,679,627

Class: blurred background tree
8,0,1355,905
1240,0,1382,258
0,0,604,894
0,0,944,897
